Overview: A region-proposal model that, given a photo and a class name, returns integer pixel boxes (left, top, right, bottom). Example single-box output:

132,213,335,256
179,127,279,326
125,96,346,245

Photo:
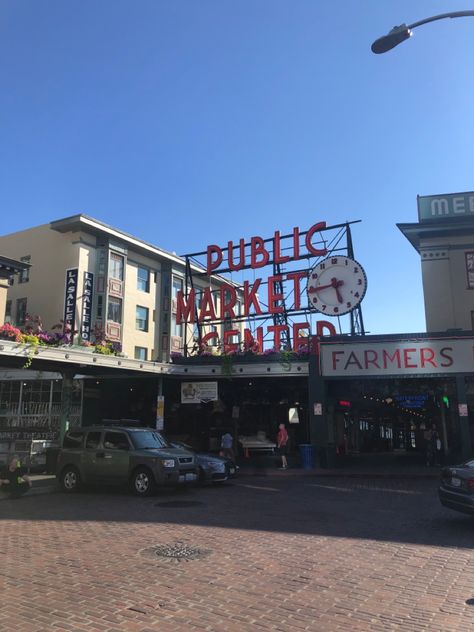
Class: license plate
185,472,196,481
451,477,461,487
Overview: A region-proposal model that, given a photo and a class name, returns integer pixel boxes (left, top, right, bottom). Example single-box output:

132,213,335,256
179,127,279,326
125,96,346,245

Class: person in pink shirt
276,424,289,469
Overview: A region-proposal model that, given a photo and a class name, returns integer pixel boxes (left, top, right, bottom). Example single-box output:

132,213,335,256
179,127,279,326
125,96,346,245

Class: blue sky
1,1,473,335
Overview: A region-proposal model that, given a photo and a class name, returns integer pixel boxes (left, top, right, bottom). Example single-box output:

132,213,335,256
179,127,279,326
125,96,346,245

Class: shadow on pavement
1,474,473,550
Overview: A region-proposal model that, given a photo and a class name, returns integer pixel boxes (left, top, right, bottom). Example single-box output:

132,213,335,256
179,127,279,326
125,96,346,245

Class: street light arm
371,10,474,54
408,10,474,30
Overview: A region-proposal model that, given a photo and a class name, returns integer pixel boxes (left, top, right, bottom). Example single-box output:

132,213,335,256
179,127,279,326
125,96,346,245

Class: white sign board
181,382,218,404
321,338,474,377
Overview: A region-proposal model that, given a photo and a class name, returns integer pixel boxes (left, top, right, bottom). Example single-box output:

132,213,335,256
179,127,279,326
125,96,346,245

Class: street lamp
371,10,474,54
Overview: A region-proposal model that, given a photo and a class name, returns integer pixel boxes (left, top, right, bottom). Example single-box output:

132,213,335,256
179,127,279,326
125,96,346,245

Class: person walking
0,456,32,499
220,431,234,460
277,423,289,469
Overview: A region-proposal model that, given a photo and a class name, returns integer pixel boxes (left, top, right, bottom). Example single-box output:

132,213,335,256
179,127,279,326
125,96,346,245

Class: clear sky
1,1,473,335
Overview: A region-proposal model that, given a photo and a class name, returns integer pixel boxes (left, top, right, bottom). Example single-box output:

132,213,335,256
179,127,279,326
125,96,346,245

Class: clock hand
331,277,344,304
308,282,334,293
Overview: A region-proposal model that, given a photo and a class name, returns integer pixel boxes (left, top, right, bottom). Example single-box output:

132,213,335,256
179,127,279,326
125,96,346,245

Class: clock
307,255,367,316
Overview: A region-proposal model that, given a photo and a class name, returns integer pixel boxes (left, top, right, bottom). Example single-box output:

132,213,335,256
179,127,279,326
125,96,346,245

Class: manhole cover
466,598,474,606
141,543,211,561
155,500,204,508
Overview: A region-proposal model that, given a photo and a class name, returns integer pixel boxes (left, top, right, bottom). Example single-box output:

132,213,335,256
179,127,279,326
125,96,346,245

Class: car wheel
60,466,81,493
131,467,156,497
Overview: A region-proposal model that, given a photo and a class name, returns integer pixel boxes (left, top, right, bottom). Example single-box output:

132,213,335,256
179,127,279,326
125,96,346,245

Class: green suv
57,426,197,497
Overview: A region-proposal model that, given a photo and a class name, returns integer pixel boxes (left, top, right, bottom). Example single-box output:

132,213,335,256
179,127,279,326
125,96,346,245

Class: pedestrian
276,423,289,469
0,455,32,499
220,430,234,460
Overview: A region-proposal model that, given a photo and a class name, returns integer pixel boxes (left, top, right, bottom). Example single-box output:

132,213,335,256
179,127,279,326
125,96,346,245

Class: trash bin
298,444,315,470
45,448,60,475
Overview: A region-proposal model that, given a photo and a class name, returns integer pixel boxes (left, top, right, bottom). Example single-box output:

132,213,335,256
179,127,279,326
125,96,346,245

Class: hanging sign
80,272,94,341
181,382,218,404
63,268,79,333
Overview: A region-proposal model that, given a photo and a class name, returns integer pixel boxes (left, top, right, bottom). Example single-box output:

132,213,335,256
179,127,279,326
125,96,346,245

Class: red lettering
293,227,300,261
198,288,217,321
206,245,223,274
267,325,288,349
268,274,284,314
176,289,195,325
403,348,417,368
219,284,237,319
223,329,239,353
332,351,344,370
286,271,307,309
440,346,454,367
243,279,263,316
243,327,263,353
305,222,327,256
316,321,336,337
250,236,270,269
228,239,245,271
420,347,437,368
292,323,310,352
273,231,290,264
382,349,401,369
364,350,380,369
201,332,219,347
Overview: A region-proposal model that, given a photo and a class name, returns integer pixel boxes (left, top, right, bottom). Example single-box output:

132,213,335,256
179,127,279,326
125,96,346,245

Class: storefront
309,333,474,465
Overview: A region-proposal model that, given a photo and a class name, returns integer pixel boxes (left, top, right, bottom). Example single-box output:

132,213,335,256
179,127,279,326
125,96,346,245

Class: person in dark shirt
0,455,32,499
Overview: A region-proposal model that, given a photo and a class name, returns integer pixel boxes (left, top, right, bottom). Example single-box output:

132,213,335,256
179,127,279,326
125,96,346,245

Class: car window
464,459,474,468
131,430,170,449
63,431,84,449
103,432,130,451
85,432,102,450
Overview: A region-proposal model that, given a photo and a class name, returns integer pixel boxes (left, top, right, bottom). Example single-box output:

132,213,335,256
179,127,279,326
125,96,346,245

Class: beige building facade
398,191,474,333
0,215,241,361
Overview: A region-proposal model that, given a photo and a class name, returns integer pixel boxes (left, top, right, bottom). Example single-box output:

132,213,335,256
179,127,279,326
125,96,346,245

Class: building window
136,306,149,331
107,297,122,323
16,298,27,325
171,314,182,337
18,256,31,283
137,266,150,292
134,346,148,361
96,295,103,319
5,300,12,324
109,253,124,281
466,252,474,289
471,311,474,330
172,277,183,298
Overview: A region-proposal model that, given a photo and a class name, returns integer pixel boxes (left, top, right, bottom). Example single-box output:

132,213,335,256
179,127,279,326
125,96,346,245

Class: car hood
134,447,193,459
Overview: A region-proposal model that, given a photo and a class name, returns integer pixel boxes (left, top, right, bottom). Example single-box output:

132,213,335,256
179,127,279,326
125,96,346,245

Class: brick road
1,474,474,632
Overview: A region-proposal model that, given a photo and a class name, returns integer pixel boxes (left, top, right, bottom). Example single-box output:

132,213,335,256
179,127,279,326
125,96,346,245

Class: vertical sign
81,272,94,341
64,268,79,334
156,395,165,430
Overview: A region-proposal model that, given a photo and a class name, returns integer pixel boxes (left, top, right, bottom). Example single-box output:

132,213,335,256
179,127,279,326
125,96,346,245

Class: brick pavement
1,476,473,632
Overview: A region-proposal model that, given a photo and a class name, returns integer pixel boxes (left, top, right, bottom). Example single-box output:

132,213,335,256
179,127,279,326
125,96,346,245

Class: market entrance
163,376,309,458
326,377,459,465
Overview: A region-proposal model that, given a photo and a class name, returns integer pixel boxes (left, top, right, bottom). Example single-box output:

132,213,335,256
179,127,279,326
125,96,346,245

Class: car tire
60,466,81,493
131,467,157,497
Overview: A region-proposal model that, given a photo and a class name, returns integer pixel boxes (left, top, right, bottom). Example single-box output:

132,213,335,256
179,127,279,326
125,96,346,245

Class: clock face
307,255,367,316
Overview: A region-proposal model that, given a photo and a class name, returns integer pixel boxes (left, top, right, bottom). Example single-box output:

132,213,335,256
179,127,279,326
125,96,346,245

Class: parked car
439,459,474,515
171,441,238,484
57,426,197,497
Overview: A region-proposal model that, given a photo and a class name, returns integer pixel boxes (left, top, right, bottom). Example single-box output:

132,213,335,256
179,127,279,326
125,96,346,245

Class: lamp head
371,24,412,54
